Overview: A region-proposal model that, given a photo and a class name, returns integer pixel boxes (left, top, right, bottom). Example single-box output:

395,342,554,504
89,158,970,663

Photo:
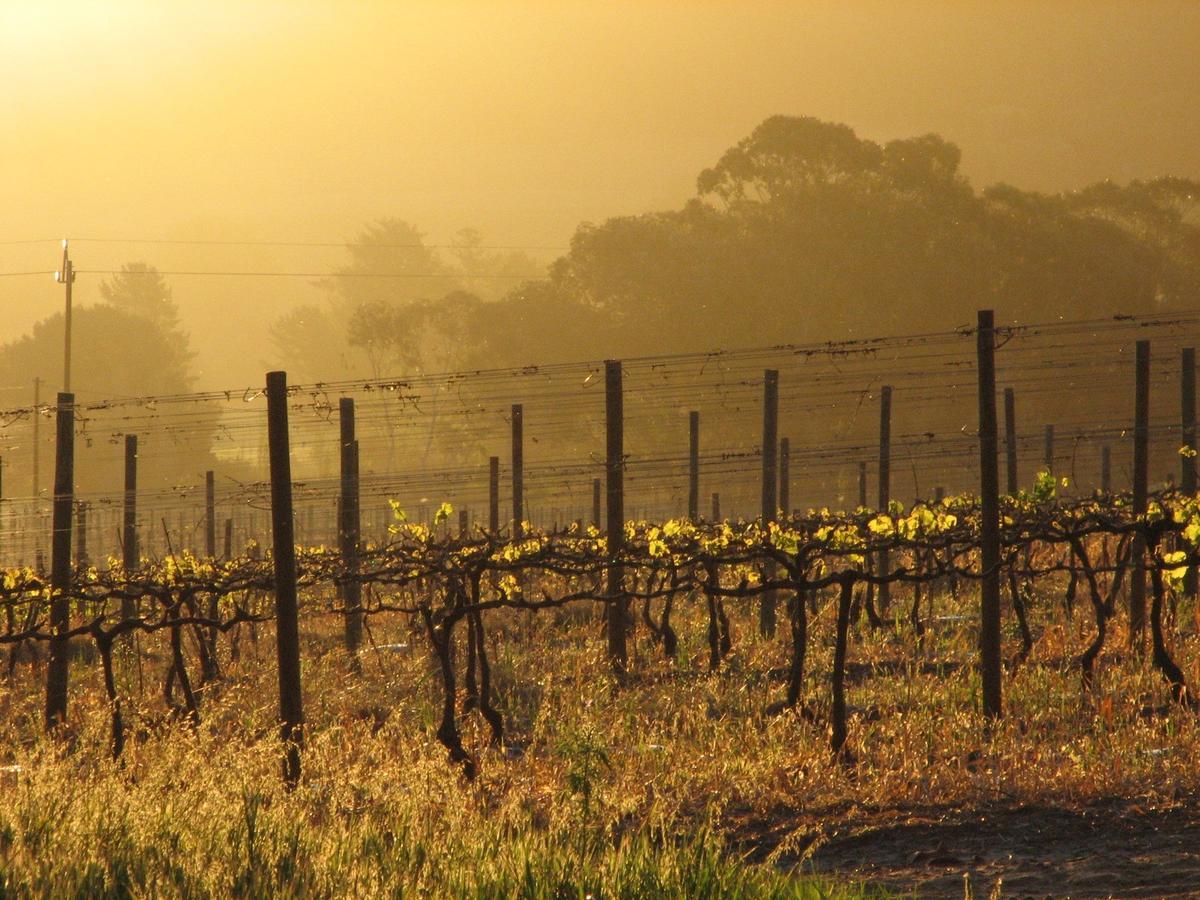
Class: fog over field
2,1,1198,389
5,6,1200,898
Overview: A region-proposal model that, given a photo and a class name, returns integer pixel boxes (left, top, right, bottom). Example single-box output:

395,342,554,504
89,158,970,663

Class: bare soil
737,798,1200,898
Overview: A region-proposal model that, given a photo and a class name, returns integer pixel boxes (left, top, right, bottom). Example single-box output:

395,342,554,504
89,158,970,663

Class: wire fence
0,310,1196,567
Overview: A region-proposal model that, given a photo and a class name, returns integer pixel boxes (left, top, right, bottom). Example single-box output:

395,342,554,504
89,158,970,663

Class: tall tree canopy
270,220,543,381
263,117,1199,378
0,264,224,497
460,115,1200,367
97,263,183,334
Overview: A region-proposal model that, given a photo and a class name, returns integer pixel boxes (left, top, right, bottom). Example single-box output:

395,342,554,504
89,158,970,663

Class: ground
1,567,1198,896
734,799,1200,898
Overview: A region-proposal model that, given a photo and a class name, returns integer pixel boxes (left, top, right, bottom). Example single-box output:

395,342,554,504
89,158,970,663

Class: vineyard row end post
877,384,893,612
779,436,790,519
205,470,216,558
45,392,75,731
760,369,779,638
266,371,304,788
488,456,500,535
511,404,524,540
605,359,627,676
1003,387,1018,495
204,470,219,666
74,501,88,569
122,435,138,582
339,397,362,660
976,310,1003,719
1129,340,1150,649
1181,347,1196,597
688,410,699,521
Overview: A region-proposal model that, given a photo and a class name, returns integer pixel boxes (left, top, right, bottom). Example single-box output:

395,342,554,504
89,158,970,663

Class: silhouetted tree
270,304,353,382
0,273,227,496
270,220,543,380
98,263,183,333
696,116,883,204
468,115,1200,368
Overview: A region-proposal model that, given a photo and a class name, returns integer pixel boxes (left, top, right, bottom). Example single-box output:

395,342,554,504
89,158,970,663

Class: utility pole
32,377,41,501
55,240,75,392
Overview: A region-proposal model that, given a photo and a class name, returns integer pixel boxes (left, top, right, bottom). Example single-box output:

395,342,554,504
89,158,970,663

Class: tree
449,227,545,302
263,119,1200,479
696,115,883,206
460,279,615,366
345,299,407,377
270,304,353,382
0,294,225,500
449,114,1200,479
270,220,545,380
982,183,1165,321
481,115,1200,366
97,262,193,378
324,219,461,312
270,219,459,379
1064,177,1200,307
244,116,1200,533
97,262,182,333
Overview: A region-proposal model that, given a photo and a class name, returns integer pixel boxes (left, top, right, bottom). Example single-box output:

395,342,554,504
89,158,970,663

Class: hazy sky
2,0,1198,388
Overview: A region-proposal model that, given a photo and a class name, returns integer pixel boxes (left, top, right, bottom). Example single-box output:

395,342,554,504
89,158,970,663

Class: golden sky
2,0,1198,387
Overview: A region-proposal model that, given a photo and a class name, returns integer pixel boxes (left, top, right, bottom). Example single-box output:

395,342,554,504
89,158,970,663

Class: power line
69,236,568,252
0,236,566,251
76,269,539,279
0,307,1190,417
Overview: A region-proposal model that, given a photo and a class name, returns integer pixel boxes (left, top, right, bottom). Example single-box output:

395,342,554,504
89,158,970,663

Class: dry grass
0,575,1196,897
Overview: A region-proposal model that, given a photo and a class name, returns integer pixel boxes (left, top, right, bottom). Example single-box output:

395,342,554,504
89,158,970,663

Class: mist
6,7,1200,892
2,0,1198,390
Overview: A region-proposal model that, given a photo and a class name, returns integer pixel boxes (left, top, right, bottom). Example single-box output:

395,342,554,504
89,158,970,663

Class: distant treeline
280,115,1200,378
1,115,1196,497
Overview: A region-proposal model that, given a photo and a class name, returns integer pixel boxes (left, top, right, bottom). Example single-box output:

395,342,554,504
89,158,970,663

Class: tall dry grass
0,573,1194,897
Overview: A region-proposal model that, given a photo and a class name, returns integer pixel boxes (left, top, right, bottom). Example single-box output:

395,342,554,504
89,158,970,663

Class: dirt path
740,800,1200,898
